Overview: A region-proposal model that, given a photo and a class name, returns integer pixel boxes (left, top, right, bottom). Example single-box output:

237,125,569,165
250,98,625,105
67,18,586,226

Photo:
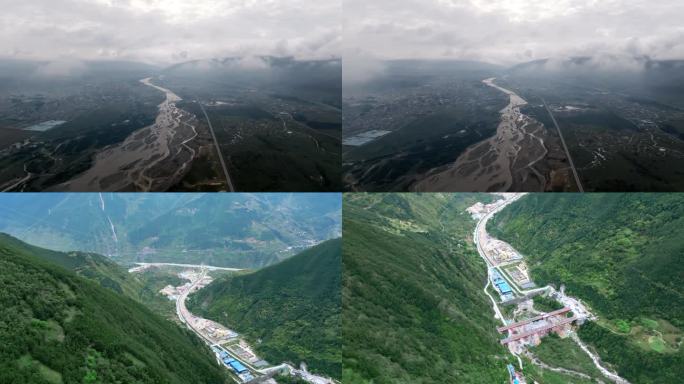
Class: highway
542,99,584,192
198,102,235,192
472,194,525,326
176,268,206,326
132,262,243,271
474,193,549,297
173,268,263,382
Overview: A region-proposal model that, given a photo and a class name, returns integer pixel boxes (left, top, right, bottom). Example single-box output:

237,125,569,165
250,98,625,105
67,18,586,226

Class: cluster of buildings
213,347,254,382
491,269,514,301
160,269,213,301
228,340,269,367
467,201,498,220
194,318,239,344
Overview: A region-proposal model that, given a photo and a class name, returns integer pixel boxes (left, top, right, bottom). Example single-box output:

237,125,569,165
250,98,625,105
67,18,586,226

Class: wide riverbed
60,78,195,191
414,77,546,192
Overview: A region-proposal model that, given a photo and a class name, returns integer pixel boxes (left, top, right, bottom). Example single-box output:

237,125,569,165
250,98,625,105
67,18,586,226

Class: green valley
342,192,684,384
342,193,515,383
490,193,684,383
0,192,342,384
188,238,342,379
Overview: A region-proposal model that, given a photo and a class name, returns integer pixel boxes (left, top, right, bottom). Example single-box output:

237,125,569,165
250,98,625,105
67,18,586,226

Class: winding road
152,265,337,384
470,194,630,383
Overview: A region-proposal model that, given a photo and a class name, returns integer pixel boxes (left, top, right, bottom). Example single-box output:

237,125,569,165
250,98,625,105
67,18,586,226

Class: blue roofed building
496,281,512,294
507,364,516,377
228,360,248,374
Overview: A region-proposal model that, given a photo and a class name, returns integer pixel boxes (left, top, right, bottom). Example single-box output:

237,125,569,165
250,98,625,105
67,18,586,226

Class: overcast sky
345,0,684,65
0,0,340,64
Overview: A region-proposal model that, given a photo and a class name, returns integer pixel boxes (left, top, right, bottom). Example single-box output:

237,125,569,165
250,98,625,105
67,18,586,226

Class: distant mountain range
354,55,684,83
0,55,341,100
0,193,341,268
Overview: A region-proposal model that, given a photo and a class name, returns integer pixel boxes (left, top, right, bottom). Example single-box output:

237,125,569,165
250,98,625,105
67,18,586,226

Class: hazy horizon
0,0,341,65
344,0,684,83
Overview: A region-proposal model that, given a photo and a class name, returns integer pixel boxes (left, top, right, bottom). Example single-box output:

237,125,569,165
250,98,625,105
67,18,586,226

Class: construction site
497,307,578,354
482,238,524,265
504,263,535,289
228,340,270,368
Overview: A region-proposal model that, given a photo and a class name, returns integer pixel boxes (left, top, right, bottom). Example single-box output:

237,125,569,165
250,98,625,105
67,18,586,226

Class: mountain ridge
0,233,229,384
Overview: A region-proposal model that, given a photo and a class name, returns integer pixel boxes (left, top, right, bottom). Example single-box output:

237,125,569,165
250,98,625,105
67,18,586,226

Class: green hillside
0,233,144,298
0,234,228,384
490,193,684,383
342,193,514,384
188,238,341,378
0,233,179,319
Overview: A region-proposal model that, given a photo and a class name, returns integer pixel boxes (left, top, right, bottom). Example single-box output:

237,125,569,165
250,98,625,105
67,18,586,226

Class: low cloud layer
0,0,340,64
345,0,684,65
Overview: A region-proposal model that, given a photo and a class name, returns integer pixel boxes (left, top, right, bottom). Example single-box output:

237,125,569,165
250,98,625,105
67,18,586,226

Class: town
132,263,338,384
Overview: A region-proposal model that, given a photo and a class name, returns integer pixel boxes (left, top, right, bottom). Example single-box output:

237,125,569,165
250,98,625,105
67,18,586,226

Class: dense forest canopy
342,193,515,383
0,233,228,384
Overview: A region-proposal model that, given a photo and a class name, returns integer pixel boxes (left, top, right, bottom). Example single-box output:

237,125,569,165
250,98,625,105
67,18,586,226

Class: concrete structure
498,307,577,350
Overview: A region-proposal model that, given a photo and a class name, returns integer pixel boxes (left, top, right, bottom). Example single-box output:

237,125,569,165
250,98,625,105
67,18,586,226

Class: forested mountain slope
342,193,513,383
490,193,684,383
188,238,341,379
0,233,143,298
0,234,228,384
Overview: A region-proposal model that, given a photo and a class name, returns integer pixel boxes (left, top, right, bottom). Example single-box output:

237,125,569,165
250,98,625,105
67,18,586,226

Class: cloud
344,0,684,64
0,0,340,64
342,49,386,85
235,56,269,70
34,59,87,77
